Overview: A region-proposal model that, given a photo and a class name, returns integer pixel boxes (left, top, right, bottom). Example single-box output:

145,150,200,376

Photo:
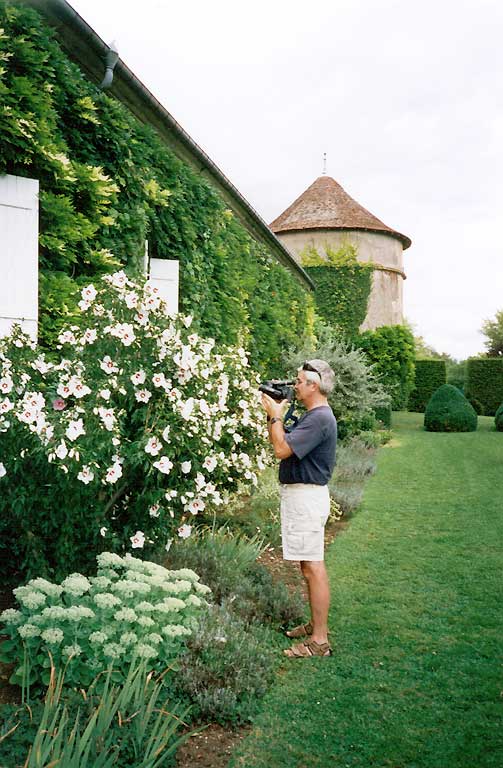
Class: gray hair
298,359,335,396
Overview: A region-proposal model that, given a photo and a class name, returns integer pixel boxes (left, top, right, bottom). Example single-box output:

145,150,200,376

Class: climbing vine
0,1,313,374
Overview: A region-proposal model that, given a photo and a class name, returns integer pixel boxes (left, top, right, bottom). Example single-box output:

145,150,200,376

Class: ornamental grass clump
424,384,478,433
0,552,210,695
0,270,269,583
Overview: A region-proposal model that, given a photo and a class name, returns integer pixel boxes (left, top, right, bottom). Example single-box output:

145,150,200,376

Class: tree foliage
480,309,503,357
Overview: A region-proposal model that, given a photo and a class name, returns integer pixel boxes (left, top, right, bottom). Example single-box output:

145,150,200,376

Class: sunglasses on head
302,361,321,377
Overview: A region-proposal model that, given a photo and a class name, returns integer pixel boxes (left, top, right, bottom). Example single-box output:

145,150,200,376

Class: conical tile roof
270,175,411,249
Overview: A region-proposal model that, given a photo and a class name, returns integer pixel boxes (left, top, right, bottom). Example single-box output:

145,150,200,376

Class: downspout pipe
100,41,119,90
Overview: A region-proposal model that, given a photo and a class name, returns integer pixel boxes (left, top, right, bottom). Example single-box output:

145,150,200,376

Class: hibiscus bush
0,552,210,695
0,271,269,584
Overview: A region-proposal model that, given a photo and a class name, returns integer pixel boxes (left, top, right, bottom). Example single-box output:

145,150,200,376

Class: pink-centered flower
130,530,145,549
52,398,67,411
177,524,192,539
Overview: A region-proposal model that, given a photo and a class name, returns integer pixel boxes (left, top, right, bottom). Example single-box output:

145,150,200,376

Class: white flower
162,425,171,442
105,461,123,484
58,330,77,345
177,524,192,539
82,328,98,345
66,418,85,442
61,574,91,597
81,284,97,302
100,526,107,537
153,456,173,475
114,607,137,622
124,291,139,309
62,643,82,658
145,436,162,456
149,503,161,518
180,460,191,474
94,593,121,609
99,389,111,401
182,315,193,328
130,530,145,549
18,623,41,638
152,372,167,389
0,376,13,394
110,322,136,347
130,370,146,386
165,538,173,553
0,608,23,625
187,498,205,515
0,398,13,415
55,441,68,460
98,407,115,431
195,472,206,491
100,356,119,375
89,631,108,644
203,455,217,473
78,466,94,484
136,643,158,659
108,270,128,289
41,628,64,645
180,398,195,420
78,299,91,311
135,389,152,403
96,552,124,568
0,463,6,478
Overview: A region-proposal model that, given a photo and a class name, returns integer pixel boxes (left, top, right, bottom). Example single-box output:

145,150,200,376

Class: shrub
467,396,485,415
355,325,416,410
495,404,503,432
424,384,477,432
374,405,392,427
0,272,269,583
165,528,304,629
0,661,186,768
465,357,503,416
408,360,447,412
0,553,209,694
282,321,390,423
172,604,278,725
301,245,373,339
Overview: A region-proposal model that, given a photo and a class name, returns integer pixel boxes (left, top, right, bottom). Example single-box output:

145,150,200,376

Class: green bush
424,384,478,433
467,396,485,415
0,1,313,374
465,358,503,416
165,529,304,630
355,325,416,410
282,321,390,424
374,405,392,427
495,403,503,432
408,360,447,412
301,245,372,339
172,604,278,725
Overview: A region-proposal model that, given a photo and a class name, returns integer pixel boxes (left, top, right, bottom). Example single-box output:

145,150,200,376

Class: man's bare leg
300,560,330,644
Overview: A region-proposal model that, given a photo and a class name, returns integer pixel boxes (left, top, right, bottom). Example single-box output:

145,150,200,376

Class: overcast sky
71,0,503,360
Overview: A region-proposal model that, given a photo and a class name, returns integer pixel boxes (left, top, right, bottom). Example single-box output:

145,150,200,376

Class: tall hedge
0,1,313,375
465,358,503,416
408,359,447,412
354,325,416,410
302,245,373,339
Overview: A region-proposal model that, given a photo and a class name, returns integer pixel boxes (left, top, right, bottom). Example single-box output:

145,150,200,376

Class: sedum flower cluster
0,552,211,690
0,271,269,573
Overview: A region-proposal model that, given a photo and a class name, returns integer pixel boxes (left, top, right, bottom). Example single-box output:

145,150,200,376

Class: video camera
258,380,295,403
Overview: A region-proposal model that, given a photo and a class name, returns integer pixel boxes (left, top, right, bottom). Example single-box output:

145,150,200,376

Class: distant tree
481,310,503,357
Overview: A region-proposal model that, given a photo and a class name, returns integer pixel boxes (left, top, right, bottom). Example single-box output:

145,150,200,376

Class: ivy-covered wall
301,245,373,340
0,1,313,374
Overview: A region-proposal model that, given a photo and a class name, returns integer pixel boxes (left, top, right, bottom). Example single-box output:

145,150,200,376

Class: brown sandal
284,640,332,658
285,621,313,639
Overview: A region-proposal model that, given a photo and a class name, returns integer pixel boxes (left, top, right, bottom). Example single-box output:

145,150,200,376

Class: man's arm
261,394,293,459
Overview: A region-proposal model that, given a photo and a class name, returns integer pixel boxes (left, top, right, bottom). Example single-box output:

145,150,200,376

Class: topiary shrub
467,396,485,415
465,358,503,416
495,404,503,432
424,384,477,432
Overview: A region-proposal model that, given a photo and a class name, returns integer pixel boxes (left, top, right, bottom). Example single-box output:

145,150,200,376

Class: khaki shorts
280,483,330,561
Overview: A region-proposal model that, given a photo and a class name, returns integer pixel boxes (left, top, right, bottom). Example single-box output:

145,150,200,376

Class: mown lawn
229,412,503,768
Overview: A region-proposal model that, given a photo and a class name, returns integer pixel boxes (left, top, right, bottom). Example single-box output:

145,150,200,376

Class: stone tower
270,175,411,330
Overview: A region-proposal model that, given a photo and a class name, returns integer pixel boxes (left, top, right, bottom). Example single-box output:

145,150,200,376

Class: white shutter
0,174,39,340
149,258,179,315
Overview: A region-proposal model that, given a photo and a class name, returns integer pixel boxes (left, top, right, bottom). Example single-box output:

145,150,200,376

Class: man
261,359,337,658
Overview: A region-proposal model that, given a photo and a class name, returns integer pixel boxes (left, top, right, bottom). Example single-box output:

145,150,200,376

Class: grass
229,412,503,768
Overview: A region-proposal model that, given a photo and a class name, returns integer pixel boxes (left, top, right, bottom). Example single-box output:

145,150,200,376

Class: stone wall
275,228,405,330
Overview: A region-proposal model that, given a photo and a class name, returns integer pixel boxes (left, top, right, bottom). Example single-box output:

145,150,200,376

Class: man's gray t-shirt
279,405,337,485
